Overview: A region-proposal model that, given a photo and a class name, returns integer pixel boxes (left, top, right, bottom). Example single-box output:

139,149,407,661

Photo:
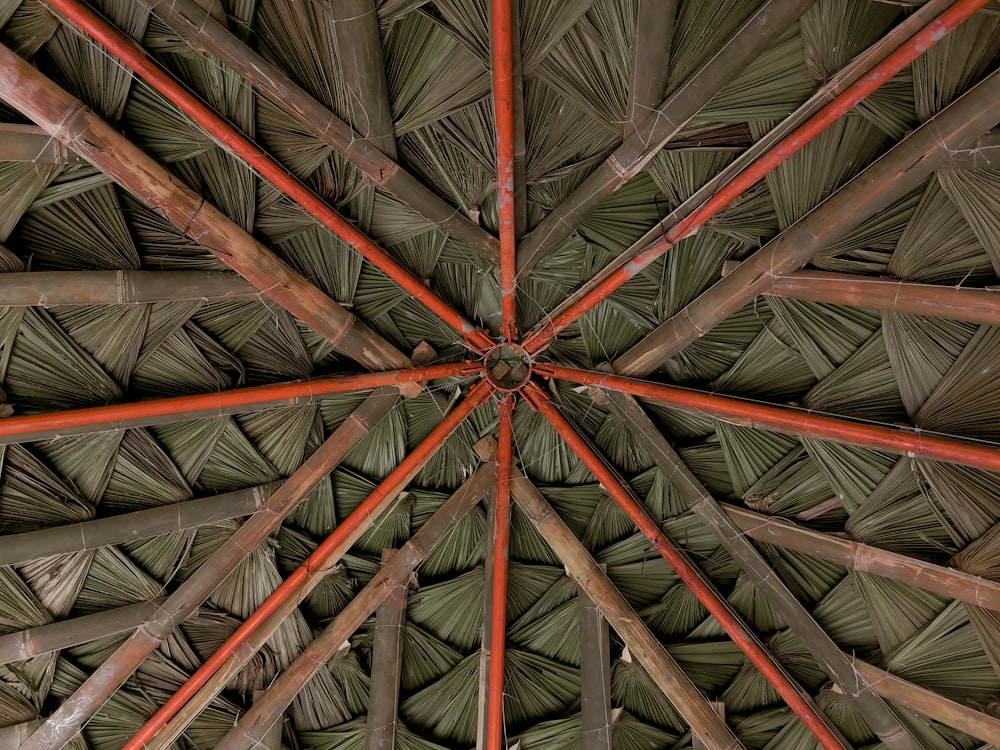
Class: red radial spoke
538,364,1000,473
487,395,514,750
122,379,493,750
0,363,477,444
492,0,518,340
48,0,493,354
521,0,991,354
521,381,847,750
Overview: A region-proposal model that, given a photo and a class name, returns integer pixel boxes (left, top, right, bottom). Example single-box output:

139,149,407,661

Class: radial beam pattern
0,2,999,750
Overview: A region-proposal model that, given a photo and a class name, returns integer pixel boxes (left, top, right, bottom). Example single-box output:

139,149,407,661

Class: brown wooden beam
366,549,408,750
614,65,1000,377
537,0,962,328
851,657,1000,745
607,391,922,750
0,41,412,373
0,599,164,665
579,570,613,750
142,391,492,750
515,0,816,275
722,505,1000,613
734,267,1000,327
213,451,499,750
252,692,284,750
150,0,498,261
331,0,396,160
0,270,256,306
20,388,400,750
476,494,503,750
624,0,675,139
0,483,278,566
508,470,743,750
0,123,84,163
0,721,41,748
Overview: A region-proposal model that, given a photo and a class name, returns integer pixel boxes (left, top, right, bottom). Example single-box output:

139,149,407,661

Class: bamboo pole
46,0,492,353
18,387,402,750
0,270,256,305
624,0,675,139
365,550,408,750
606,391,922,750
521,382,848,750
523,0,993,354
331,0,396,160
0,123,83,163
721,505,1000,613
514,0,817,276
0,483,279,566
0,42,411,373
537,0,960,330
0,600,164,664
0,363,475,445
579,570,613,750
508,470,743,750
148,0,497,260
0,720,40,747
540,364,1000,474
484,396,513,750
851,657,1000,744
755,269,1000,327
124,381,492,750
492,0,517,340
210,457,499,750
613,57,1000,377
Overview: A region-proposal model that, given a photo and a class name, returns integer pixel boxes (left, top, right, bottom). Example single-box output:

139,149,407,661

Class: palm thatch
0,0,1000,748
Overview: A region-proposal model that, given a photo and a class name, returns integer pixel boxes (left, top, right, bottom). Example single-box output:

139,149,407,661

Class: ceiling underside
0,0,1000,749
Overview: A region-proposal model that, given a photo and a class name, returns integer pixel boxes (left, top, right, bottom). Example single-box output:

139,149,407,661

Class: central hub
484,343,532,391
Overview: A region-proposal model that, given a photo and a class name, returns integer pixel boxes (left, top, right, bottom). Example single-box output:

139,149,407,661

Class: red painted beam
121,379,493,750
521,0,991,354
521,382,847,750
0,364,477,444
539,364,1000,473
486,395,513,750
492,0,517,341
47,0,494,354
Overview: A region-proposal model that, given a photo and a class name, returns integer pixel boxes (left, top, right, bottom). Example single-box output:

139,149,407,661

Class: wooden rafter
213,452,499,750
508,469,743,750
723,505,1000,613
0,483,278,566
0,40,412,373
534,0,968,332
366,550,410,750
0,123,84,163
131,383,491,750
18,388,403,750
579,571,613,750
624,0,675,139
739,267,1000,327
614,64,1000,377
0,270,256,306
0,600,165,665
150,0,499,261
331,0,397,160
515,0,817,275
606,390,922,750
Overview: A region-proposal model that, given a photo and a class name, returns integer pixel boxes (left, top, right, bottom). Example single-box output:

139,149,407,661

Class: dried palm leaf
888,176,993,284
884,600,1000,704
912,10,1000,121
699,27,813,123
0,161,62,242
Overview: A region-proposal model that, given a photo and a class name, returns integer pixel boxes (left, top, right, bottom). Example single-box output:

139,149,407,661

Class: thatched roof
1,0,1000,748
